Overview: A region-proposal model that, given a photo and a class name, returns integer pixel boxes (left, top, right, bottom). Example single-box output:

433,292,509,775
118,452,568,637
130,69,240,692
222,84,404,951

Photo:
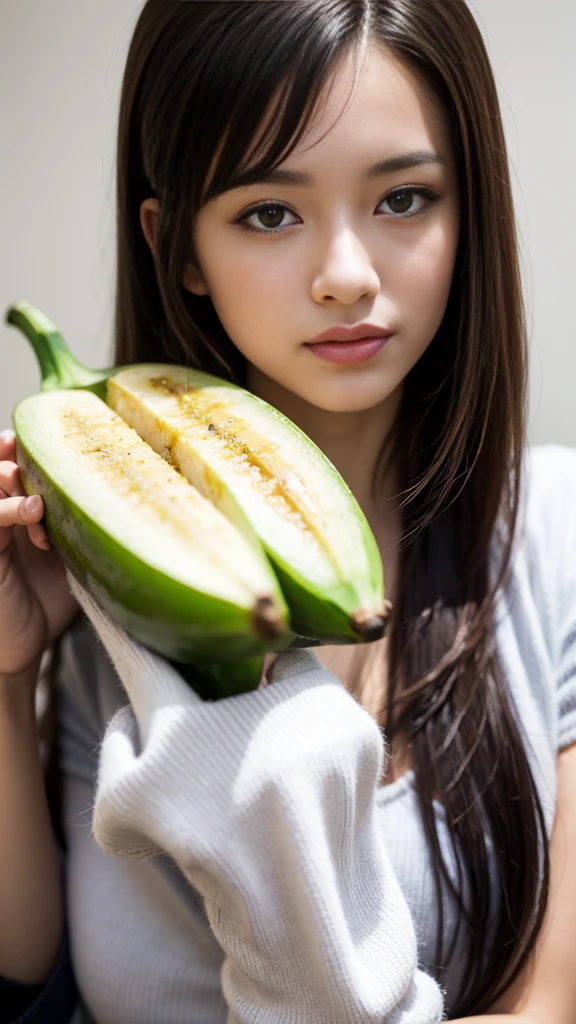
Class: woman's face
183,43,459,415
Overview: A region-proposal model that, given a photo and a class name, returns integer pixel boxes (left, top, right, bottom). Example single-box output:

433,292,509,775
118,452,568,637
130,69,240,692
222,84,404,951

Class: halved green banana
108,365,387,644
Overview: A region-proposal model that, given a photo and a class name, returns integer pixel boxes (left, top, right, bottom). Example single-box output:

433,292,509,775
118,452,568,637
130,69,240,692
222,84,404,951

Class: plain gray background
0,1,574,446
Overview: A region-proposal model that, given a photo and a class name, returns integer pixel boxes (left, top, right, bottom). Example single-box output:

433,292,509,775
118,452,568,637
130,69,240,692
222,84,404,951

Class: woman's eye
235,187,437,234
379,188,435,217
237,203,298,233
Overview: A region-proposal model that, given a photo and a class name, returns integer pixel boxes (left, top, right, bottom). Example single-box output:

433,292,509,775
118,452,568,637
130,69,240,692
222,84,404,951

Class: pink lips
304,323,392,365
306,337,390,364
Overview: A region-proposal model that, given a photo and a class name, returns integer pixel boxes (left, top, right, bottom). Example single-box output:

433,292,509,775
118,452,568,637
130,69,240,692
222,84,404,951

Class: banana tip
253,596,286,639
351,602,392,642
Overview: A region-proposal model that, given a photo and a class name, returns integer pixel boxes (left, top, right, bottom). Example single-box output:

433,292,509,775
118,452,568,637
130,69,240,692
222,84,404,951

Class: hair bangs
201,2,370,205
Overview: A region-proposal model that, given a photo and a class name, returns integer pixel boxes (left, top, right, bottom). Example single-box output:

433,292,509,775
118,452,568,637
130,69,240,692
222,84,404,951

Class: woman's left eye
378,187,437,217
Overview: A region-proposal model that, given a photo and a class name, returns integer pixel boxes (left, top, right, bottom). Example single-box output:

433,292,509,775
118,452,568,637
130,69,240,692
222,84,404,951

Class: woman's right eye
235,203,299,234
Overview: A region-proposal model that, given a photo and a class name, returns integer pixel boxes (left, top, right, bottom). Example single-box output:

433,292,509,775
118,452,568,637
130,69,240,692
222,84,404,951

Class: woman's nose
310,227,380,306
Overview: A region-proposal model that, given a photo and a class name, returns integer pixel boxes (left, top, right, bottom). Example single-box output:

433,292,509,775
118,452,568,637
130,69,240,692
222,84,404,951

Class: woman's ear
140,198,160,256
140,198,209,296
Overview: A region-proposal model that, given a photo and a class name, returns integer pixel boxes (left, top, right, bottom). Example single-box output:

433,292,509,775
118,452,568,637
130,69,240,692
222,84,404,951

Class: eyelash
233,186,440,235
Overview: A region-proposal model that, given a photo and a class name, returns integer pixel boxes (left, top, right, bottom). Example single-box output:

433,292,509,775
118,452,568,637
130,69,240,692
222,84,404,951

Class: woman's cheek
208,253,298,349
208,277,281,365
396,225,458,334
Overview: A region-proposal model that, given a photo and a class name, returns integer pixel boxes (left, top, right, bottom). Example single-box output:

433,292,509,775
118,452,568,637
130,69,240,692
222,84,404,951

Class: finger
0,494,44,529
27,519,51,550
0,496,51,556
0,487,51,549
0,430,16,463
15,494,51,549
0,460,25,498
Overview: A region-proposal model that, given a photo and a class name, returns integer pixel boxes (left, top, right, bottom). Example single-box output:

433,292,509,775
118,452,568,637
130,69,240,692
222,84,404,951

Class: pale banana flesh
107,365,387,642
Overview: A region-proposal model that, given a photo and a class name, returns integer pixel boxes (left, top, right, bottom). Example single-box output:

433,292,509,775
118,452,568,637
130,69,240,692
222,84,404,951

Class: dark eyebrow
227,150,444,190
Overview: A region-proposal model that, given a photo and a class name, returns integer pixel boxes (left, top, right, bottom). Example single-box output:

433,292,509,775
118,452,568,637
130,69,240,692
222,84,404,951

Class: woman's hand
0,429,79,684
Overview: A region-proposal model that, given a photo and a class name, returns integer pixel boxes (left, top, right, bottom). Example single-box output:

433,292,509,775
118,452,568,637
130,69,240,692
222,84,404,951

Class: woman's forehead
242,45,452,186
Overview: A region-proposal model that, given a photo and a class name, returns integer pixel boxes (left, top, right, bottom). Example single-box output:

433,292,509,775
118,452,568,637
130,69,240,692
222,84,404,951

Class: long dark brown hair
91,0,548,1015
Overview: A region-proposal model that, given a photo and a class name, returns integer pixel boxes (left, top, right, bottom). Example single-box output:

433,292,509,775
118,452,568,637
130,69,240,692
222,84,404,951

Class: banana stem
6,302,115,393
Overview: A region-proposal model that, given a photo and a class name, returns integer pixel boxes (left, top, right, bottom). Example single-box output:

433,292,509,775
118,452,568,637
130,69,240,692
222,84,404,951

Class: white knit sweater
66,568,446,1023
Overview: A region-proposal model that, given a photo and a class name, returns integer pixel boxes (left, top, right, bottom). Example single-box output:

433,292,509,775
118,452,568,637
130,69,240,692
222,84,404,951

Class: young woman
1,2,575,1021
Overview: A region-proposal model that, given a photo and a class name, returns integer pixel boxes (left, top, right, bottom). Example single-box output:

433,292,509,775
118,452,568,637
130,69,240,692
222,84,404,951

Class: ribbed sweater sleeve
552,450,576,749
66,570,445,1023
524,446,576,750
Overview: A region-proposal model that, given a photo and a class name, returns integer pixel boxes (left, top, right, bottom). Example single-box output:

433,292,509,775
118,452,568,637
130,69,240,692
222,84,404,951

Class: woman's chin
246,361,401,416
294,379,401,416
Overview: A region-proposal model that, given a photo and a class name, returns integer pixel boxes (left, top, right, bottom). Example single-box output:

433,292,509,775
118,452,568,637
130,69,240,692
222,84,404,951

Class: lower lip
304,336,391,364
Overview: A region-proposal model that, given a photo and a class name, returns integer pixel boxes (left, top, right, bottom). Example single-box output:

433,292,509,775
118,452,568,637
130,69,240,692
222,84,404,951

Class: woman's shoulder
506,444,576,754
522,443,576,536
516,443,576,600
492,443,576,606
512,442,576,616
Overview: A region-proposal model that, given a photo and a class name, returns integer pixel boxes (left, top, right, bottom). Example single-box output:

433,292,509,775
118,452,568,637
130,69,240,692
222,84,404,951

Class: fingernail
0,429,15,442
24,495,42,514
